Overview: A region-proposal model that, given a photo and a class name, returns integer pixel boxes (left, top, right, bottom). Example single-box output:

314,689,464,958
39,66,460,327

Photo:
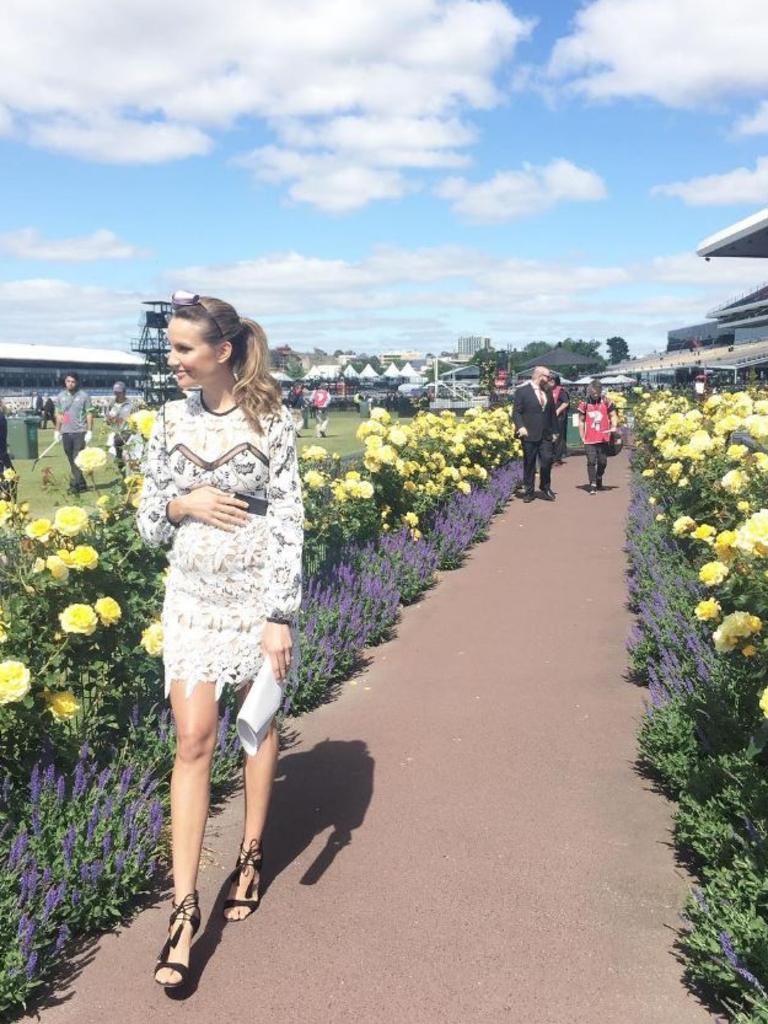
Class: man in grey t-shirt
55,372,94,493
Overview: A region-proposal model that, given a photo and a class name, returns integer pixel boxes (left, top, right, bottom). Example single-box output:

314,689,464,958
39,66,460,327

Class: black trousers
62,432,87,490
554,415,568,461
521,436,553,494
585,442,609,484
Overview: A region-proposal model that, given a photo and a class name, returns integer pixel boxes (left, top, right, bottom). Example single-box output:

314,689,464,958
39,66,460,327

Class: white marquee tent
359,364,381,380
383,362,402,378
343,364,359,380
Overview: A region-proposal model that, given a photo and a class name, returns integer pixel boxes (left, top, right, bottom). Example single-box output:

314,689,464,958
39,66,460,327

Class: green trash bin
359,399,370,418
7,416,39,460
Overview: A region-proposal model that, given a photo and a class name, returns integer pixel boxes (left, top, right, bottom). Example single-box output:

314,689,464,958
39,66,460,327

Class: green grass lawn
14,409,371,517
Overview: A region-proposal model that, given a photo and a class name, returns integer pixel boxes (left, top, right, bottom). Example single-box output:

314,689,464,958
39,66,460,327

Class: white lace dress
136,392,303,699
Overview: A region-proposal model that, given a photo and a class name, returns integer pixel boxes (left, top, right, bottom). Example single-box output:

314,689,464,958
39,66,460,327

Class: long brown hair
172,296,282,432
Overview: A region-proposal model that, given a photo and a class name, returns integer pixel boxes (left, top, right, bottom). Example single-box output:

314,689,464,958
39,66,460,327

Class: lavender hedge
627,476,768,1022
1,460,521,1017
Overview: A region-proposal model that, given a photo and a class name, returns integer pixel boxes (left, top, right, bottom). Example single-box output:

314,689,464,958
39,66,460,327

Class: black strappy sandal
154,891,200,988
223,840,262,921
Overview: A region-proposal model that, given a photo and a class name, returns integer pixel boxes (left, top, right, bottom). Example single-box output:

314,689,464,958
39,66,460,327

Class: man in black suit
512,365,558,502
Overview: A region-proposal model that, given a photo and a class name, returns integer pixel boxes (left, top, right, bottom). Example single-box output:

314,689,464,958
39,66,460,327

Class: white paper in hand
236,659,283,756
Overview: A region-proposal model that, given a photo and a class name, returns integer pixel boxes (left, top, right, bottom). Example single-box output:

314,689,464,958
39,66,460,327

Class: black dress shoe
540,489,556,501
522,493,535,503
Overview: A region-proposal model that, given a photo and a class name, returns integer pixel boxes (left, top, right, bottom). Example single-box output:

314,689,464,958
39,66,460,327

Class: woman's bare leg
156,679,218,984
224,697,279,921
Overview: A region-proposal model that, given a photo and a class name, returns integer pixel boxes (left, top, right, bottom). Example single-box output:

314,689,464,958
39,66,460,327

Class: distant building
457,336,491,359
667,322,733,353
379,349,423,364
0,343,144,396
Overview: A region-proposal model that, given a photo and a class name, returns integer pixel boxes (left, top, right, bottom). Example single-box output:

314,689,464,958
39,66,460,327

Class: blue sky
1,0,768,357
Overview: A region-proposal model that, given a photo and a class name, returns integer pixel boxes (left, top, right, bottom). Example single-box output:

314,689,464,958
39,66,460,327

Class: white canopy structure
270,370,292,382
383,362,401,378
600,373,636,385
697,207,768,259
342,364,359,380
359,363,380,380
399,361,421,379
303,363,340,379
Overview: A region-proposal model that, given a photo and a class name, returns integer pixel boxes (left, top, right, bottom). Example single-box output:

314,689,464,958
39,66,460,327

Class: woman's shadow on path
172,737,375,998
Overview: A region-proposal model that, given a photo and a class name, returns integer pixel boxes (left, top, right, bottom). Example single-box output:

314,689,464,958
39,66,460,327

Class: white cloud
0,104,12,135
652,157,768,206
0,0,534,206
0,228,149,262
237,147,409,212
734,101,768,136
0,279,140,347
4,240,757,355
436,159,607,222
548,0,768,106
28,116,212,164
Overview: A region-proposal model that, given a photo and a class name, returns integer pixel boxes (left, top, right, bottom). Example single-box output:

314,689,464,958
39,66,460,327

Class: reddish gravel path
31,453,710,1024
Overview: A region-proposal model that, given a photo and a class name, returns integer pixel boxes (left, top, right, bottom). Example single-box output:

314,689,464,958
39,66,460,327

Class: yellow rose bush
301,405,521,571
629,386,768,1011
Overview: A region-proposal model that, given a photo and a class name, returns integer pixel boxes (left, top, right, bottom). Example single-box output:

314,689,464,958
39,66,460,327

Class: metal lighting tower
133,300,176,405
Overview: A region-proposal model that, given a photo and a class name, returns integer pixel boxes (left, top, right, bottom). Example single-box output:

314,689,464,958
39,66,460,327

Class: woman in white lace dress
137,292,303,987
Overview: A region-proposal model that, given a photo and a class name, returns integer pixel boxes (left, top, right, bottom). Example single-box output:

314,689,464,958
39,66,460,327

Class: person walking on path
54,373,93,494
577,380,620,495
512,365,558,502
105,380,134,469
551,374,570,464
137,291,303,989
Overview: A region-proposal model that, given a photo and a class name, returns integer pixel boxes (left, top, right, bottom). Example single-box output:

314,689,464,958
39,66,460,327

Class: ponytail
231,317,282,433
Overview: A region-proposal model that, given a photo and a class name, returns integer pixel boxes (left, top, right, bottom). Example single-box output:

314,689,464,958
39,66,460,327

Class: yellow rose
0,500,14,526
356,480,374,499
70,545,99,571
741,645,758,658
141,621,164,656
403,511,419,527
721,469,748,494
43,688,80,721
345,470,361,482
457,481,471,495
302,469,326,490
53,506,89,537
760,686,768,719
32,557,45,574
388,427,408,447
691,524,716,543
59,603,99,636
128,409,156,440
74,446,108,474
301,445,328,461
45,555,69,582
671,516,696,540
94,596,122,625
641,469,655,478
3,468,17,482
694,598,721,622
369,407,391,424
25,518,53,543
699,561,730,587
648,497,657,506
0,660,31,704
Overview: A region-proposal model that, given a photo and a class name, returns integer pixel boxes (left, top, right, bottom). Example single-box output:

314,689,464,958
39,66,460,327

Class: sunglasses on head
170,290,226,337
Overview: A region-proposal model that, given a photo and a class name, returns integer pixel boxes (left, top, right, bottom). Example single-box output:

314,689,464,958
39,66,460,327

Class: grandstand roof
0,343,143,366
697,207,768,258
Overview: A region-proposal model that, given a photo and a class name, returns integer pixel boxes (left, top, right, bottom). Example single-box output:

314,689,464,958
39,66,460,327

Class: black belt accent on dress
233,492,268,516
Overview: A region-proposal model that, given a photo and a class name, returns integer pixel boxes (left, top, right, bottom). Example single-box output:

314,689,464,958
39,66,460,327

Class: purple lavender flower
24,951,38,980
55,774,66,804
8,829,28,870
719,932,767,995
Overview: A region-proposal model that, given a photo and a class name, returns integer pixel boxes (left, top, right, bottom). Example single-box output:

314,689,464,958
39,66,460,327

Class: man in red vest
577,381,620,495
